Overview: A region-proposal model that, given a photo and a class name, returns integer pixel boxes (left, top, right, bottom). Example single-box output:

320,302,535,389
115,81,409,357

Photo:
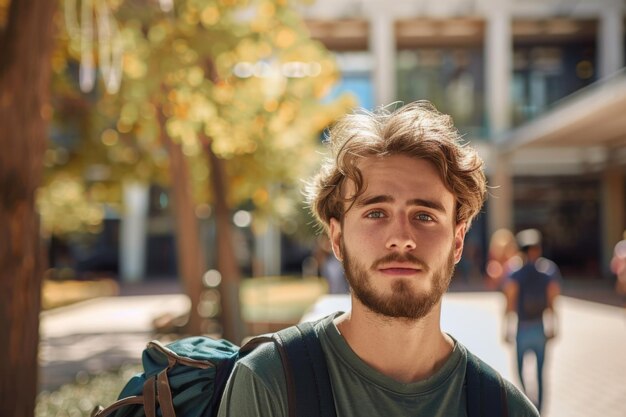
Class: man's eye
416,213,434,222
366,211,385,219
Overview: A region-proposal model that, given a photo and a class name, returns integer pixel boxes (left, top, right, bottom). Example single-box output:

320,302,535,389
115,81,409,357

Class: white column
598,3,625,79
485,4,512,135
485,3,514,235
119,182,149,283
254,220,281,277
367,2,396,107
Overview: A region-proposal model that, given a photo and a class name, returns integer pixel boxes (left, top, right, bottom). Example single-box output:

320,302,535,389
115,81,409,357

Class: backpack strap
465,352,509,417
89,374,168,417
273,321,337,417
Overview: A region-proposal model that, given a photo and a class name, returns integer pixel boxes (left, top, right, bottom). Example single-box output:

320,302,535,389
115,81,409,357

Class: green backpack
91,321,335,417
92,319,507,417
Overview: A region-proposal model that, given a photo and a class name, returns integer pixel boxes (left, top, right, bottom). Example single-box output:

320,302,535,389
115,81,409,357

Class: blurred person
611,231,626,303
454,229,483,283
218,101,538,416
316,236,350,294
485,228,520,290
503,228,561,413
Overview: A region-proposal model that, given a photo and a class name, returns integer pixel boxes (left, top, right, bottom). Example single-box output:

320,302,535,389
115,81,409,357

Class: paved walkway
40,290,626,417
39,294,190,391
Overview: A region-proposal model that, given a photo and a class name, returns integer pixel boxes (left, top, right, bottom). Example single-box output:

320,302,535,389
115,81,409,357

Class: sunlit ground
38,279,625,417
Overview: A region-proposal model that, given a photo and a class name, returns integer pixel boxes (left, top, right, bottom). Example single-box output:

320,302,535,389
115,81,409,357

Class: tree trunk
161,128,205,336
206,142,245,343
0,1,57,416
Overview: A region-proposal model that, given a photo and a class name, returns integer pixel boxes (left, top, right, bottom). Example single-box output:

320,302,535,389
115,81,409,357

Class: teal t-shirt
217,313,538,416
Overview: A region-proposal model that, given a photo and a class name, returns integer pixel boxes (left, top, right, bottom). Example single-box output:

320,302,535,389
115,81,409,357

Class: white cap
516,228,542,249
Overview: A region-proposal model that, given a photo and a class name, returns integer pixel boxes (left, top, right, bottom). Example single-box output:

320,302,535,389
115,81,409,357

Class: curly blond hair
306,101,487,233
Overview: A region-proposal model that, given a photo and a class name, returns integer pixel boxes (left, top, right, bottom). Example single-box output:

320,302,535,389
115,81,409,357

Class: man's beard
341,239,456,320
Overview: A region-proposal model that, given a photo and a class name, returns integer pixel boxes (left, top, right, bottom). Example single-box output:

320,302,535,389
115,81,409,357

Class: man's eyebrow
355,195,447,213
407,198,447,213
355,195,394,207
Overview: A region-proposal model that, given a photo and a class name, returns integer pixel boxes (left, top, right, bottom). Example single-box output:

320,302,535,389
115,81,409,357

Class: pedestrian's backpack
91,319,508,417
515,260,553,321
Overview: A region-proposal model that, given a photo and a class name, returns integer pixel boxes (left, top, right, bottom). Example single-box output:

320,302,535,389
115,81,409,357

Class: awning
497,69,626,152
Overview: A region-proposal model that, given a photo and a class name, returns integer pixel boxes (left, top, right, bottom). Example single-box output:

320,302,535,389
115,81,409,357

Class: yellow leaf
188,66,205,87
201,6,220,27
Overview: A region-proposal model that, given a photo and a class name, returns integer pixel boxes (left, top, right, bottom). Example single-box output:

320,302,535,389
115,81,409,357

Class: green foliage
35,364,142,417
40,0,355,239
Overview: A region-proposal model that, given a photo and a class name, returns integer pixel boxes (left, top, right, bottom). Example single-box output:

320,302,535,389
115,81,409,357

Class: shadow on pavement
39,331,169,392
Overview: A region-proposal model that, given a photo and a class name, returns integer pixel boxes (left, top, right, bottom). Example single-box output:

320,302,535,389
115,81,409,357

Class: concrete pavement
39,294,190,391
40,290,626,417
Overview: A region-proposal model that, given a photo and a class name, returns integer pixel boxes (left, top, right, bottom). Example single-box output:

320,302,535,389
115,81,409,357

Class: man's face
329,154,466,320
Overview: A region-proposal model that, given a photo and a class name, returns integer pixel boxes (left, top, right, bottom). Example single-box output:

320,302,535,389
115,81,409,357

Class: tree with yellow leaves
0,0,354,414
48,0,354,341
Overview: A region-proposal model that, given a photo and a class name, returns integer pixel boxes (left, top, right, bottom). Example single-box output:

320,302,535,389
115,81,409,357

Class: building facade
298,0,626,279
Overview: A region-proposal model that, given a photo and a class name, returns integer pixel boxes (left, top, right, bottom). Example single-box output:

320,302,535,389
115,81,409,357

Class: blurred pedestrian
503,228,561,412
316,235,350,294
611,231,626,304
484,228,520,290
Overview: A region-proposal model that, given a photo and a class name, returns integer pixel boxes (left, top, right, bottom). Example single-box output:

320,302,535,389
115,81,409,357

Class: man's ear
329,218,343,262
453,222,467,264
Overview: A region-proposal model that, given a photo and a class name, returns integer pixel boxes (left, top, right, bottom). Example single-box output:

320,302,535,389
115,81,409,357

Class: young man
218,101,538,416
503,228,561,413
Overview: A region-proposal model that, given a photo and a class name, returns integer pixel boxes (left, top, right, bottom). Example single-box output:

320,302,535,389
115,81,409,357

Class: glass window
396,47,486,138
513,176,601,278
512,43,596,125
324,51,374,111
511,17,597,126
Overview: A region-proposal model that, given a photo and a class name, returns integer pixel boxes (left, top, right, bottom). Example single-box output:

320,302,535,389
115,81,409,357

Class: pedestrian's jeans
516,320,546,412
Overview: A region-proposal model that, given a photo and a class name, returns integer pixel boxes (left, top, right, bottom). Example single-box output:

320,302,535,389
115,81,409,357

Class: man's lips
378,264,424,275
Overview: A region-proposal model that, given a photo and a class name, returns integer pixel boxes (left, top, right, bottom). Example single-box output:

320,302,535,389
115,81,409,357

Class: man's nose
385,217,416,250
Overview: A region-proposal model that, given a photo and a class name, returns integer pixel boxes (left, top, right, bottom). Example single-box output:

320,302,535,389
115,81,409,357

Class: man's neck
333,300,454,384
